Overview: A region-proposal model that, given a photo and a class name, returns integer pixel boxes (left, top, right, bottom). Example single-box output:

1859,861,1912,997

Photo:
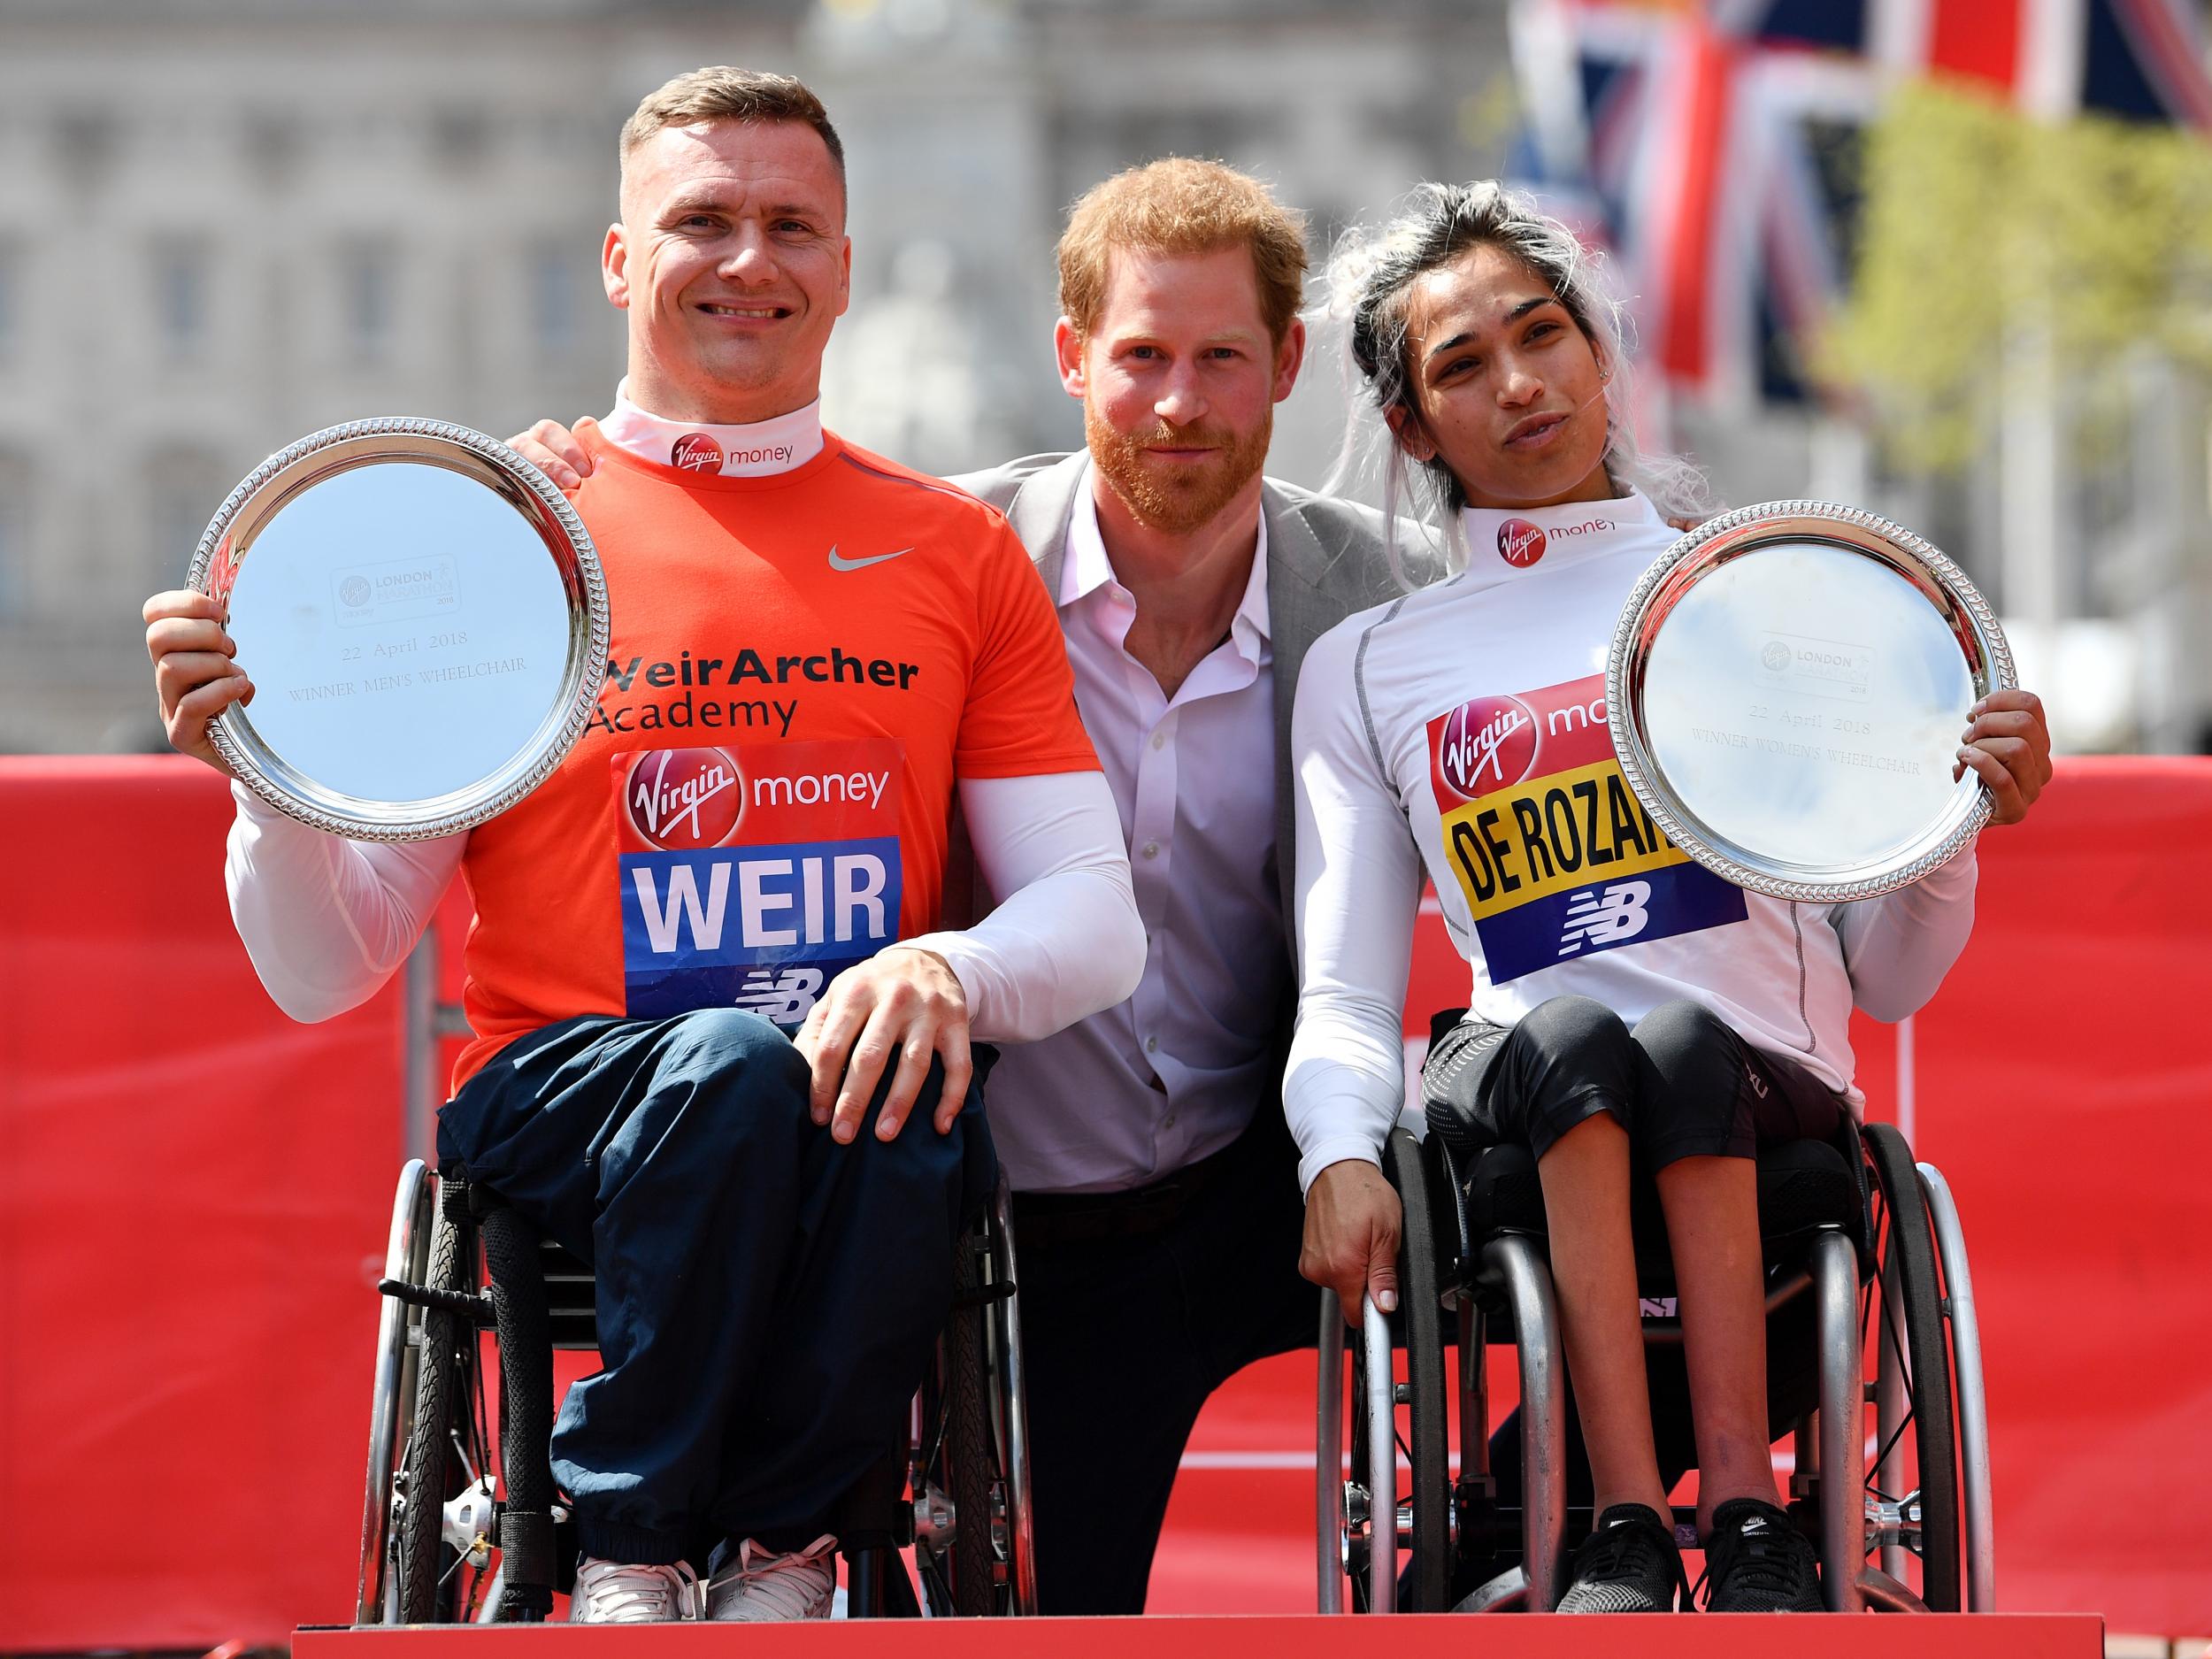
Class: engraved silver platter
1606,500,2016,902
187,419,609,841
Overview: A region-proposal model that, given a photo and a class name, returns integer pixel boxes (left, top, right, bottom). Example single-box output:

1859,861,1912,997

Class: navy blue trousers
1012,1105,1316,1614
436,1009,992,1565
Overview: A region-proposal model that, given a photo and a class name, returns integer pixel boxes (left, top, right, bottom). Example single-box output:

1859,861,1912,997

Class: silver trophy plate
188,419,609,841
1607,501,2016,902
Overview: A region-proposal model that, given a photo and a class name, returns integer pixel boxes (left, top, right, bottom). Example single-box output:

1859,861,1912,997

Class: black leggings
1425,996,1848,1570
1423,995,1845,1171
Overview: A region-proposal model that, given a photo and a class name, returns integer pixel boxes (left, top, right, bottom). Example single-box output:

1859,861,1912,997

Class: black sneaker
1556,1503,1686,1612
1701,1497,1823,1611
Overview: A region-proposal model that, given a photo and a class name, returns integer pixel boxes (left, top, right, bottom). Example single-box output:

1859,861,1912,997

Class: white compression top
222,398,1145,1045
1282,489,1978,1193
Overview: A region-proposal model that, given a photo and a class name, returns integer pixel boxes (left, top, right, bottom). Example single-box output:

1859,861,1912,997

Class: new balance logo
730,966,826,1026
826,545,915,572
1557,879,1654,956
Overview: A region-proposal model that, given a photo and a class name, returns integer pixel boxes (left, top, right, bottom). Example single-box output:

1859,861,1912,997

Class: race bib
614,740,904,1028
1427,674,1746,983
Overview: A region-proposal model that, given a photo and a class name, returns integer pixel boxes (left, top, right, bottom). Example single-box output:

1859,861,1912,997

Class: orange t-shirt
449,428,1098,1088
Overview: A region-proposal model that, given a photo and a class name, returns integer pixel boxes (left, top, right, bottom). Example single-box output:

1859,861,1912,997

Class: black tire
396,1199,479,1624
1863,1122,1961,1610
940,1231,999,1616
1385,1128,1451,1611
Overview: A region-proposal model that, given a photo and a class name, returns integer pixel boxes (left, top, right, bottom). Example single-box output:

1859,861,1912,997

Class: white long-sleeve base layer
1283,490,1978,1194
226,768,1142,1044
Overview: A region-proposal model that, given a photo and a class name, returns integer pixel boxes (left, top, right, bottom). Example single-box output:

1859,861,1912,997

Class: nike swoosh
826,545,916,572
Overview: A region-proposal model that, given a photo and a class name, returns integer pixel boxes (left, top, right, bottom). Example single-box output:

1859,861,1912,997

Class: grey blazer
948,449,1432,928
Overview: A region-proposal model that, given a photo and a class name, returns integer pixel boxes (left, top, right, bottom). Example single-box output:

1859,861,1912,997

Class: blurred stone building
0,0,2203,753
0,0,1504,752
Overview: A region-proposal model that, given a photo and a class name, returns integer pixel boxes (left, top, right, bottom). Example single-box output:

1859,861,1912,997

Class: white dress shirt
987,484,1291,1194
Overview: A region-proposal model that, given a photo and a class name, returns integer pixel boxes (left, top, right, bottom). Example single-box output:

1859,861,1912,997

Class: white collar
1457,489,1666,590
598,379,825,477
1060,476,1271,650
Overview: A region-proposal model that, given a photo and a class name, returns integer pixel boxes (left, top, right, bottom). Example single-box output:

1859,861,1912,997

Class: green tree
1824,83,2212,471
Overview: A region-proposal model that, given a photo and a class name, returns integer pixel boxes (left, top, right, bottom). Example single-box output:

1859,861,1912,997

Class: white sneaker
569,1557,702,1623
704,1534,838,1622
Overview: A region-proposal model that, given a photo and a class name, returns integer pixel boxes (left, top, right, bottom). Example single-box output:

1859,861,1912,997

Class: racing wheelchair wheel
933,1212,998,1614
395,1179,497,1624
914,1171,1036,1617
1317,1127,1450,1612
357,1160,433,1624
1861,1120,1967,1610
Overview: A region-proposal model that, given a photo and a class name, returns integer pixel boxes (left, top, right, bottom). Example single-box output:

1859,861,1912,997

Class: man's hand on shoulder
1301,1157,1402,1325
143,589,250,777
507,418,599,492
795,946,973,1145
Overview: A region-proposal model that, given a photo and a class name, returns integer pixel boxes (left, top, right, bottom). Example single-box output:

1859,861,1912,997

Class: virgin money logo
1437,695,1540,798
624,748,741,850
1497,519,1547,567
671,433,724,473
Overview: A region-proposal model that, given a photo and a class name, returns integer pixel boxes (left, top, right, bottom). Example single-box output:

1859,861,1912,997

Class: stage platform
298,1613,2106,1657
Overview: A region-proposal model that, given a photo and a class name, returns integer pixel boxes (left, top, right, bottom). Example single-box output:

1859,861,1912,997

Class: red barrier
0,759,394,1647
0,756,2205,1647
293,1612,2105,1656
1156,757,2212,1634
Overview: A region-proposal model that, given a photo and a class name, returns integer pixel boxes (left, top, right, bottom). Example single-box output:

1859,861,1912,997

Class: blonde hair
619,65,844,184
1057,158,1309,342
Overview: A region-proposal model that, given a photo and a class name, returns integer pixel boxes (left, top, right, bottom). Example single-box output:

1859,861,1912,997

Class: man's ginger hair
1057,158,1309,343
618,65,845,195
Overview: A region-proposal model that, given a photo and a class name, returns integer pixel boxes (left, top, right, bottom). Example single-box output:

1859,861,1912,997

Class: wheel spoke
1881,1266,1916,1398
438,1545,470,1589
470,1331,495,1482
449,1429,480,1487
1865,1405,1916,1500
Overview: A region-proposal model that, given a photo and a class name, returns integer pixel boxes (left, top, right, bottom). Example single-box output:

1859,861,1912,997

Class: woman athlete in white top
1286,183,2051,1611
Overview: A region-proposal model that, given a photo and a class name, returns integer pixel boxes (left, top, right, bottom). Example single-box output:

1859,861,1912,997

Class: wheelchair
351,1156,1038,1624
1317,1016,1993,1617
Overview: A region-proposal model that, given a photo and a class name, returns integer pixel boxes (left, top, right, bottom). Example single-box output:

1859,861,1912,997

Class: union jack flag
1509,0,2212,403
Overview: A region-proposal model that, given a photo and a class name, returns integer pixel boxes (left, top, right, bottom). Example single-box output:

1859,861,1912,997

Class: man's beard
1086,404,1271,534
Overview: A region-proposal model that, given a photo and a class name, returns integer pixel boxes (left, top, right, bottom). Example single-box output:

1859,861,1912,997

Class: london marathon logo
623,748,742,850
1436,694,1540,798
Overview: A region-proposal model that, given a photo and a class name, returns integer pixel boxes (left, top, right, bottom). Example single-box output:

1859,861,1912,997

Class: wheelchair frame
1317,1118,1993,1615
353,1157,1038,1624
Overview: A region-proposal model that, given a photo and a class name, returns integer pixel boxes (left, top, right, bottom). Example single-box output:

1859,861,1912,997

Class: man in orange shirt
142,68,1142,1624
